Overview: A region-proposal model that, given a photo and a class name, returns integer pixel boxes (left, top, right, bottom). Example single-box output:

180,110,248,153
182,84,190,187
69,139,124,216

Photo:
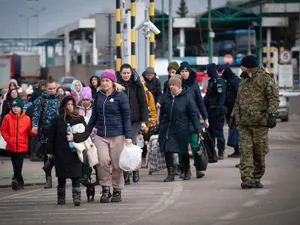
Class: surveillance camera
147,21,160,35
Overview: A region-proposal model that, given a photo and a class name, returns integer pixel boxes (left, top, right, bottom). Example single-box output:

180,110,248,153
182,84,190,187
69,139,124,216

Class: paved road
0,115,299,225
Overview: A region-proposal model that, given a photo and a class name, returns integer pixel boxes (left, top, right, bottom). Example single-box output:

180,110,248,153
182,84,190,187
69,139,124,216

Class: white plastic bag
0,136,7,150
119,144,142,172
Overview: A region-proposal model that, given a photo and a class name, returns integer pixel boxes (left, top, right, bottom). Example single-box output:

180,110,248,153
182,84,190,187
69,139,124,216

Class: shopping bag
149,141,166,172
119,144,142,172
227,128,239,148
194,139,208,171
201,129,218,163
0,136,7,150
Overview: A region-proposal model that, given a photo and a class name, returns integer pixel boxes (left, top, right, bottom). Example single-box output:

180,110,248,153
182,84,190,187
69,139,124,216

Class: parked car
57,76,77,91
276,96,289,122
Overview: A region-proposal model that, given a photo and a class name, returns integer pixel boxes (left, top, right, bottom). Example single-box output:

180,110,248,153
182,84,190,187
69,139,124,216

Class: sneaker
11,179,19,191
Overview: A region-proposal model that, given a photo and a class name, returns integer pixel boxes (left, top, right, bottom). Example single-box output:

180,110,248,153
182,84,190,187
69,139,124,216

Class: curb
0,182,46,188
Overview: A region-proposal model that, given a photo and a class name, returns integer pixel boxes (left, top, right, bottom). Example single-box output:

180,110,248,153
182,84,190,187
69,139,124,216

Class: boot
183,169,192,180
124,173,131,185
255,181,264,188
235,164,240,168
196,171,205,179
218,150,224,160
173,165,180,176
18,178,24,190
241,180,256,189
179,168,185,179
94,167,100,185
100,186,111,203
111,188,122,202
72,188,81,206
11,179,19,191
57,186,66,205
228,152,241,158
164,167,175,182
44,176,52,189
132,171,140,183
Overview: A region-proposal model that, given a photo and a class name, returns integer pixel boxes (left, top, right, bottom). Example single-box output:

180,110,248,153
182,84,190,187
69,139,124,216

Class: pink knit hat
101,69,117,83
80,87,92,100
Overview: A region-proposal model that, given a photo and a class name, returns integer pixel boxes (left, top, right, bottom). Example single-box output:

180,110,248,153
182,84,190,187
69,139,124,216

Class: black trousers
58,177,80,188
42,143,54,177
10,152,25,184
165,152,190,169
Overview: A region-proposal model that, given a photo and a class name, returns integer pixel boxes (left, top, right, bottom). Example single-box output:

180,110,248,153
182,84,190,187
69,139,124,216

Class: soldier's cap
241,55,258,69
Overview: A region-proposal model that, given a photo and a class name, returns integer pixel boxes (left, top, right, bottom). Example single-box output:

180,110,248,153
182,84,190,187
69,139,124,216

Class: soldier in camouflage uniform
230,55,279,189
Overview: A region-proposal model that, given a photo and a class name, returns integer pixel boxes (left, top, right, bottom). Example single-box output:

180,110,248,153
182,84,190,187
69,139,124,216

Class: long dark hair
59,96,80,122
6,88,19,100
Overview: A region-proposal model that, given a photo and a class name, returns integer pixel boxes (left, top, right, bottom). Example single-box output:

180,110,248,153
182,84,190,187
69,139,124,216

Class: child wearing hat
1,98,32,190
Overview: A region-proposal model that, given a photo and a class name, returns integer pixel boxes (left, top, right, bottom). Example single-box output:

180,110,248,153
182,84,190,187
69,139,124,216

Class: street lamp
28,6,47,37
19,13,37,38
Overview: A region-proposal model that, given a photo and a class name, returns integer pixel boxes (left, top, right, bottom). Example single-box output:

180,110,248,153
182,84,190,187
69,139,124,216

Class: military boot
44,176,52,189
11,179,19,191
72,188,81,206
132,171,140,183
57,186,66,205
111,188,122,202
100,186,111,203
164,167,175,182
124,173,131,185
255,181,264,188
241,180,256,189
183,168,192,180
218,150,224,160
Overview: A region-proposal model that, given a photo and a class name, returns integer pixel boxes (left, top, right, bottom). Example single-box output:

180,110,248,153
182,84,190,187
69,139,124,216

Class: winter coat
142,72,162,103
158,86,202,154
1,111,32,153
119,78,148,123
88,89,132,139
70,80,83,103
143,85,157,128
177,68,208,121
47,115,90,179
32,91,60,143
89,76,100,100
78,101,93,124
0,79,22,115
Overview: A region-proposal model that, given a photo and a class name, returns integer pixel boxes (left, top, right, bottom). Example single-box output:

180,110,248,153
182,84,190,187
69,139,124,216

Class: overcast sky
0,0,228,37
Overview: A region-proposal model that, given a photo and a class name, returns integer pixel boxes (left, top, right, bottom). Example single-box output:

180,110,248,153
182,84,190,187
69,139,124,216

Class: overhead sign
173,18,196,28
279,50,292,64
223,54,233,65
196,57,218,65
278,64,293,88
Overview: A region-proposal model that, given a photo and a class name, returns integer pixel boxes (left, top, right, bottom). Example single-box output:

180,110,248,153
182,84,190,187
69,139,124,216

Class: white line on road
218,212,240,220
242,199,259,207
0,188,43,201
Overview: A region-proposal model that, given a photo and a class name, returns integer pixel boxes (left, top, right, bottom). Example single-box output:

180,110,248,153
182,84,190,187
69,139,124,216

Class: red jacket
1,111,32,153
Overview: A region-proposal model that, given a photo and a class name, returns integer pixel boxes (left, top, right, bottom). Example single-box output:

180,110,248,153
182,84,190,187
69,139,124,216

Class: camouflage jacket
232,67,279,126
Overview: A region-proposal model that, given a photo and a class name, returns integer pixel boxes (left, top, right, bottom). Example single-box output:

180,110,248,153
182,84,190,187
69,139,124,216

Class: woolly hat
101,69,117,83
241,55,257,69
80,87,92,101
145,67,155,75
177,61,191,73
11,97,23,109
168,61,179,71
168,74,182,88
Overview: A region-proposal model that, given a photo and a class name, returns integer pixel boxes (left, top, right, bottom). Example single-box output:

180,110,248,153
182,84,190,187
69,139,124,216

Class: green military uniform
232,67,279,183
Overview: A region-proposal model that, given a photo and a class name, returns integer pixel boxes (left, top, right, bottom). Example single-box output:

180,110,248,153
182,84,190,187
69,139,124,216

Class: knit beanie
101,69,117,83
168,75,182,87
11,97,23,109
80,87,92,101
177,61,191,73
241,55,258,69
145,67,155,75
168,61,179,71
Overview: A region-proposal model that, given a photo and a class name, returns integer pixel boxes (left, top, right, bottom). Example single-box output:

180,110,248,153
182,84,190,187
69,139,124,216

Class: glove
66,132,74,141
267,113,277,129
228,117,236,129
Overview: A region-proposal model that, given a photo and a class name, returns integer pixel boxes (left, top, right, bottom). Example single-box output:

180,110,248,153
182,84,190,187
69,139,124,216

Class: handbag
201,129,218,163
227,128,239,148
194,138,208,171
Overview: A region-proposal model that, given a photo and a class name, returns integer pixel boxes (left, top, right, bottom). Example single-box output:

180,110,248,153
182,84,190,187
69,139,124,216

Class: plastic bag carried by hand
119,144,142,172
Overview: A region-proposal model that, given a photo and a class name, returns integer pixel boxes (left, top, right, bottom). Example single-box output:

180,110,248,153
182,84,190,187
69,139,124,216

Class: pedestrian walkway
0,156,46,187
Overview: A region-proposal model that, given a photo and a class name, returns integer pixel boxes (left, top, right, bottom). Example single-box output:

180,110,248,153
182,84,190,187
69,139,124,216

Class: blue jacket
88,90,132,139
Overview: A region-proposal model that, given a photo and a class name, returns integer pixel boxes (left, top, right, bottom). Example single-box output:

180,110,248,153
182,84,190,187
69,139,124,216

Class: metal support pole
93,30,98,65
259,0,263,66
53,43,56,66
266,27,271,70
81,31,86,65
179,28,185,57
64,26,70,76
208,0,213,63
298,2,300,87
149,0,155,68
130,0,136,69
168,0,173,62
248,24,251,55
145,8,150,68
116,0,122,71
161,0,165,57
109,13,114,69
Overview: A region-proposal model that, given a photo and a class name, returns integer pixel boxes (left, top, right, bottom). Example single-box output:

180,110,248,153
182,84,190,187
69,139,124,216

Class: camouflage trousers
239,126,269,182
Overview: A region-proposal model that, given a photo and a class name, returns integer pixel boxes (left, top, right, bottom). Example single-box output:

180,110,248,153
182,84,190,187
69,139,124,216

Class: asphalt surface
0,98,299,225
